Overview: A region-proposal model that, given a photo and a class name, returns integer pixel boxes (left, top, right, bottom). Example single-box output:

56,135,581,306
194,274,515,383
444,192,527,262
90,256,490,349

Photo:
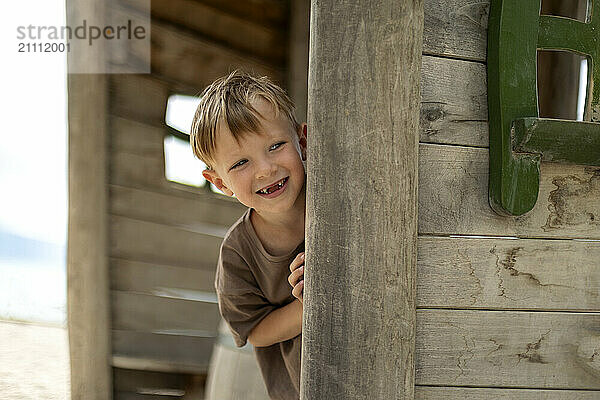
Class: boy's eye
230,159,247,170
270,142,285,151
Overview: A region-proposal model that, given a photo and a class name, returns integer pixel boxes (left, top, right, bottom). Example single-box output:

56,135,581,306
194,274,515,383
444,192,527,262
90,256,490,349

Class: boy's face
203,97,307,217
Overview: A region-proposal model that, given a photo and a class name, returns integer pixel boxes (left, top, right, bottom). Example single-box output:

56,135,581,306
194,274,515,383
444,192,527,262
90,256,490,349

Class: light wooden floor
0,320,70,400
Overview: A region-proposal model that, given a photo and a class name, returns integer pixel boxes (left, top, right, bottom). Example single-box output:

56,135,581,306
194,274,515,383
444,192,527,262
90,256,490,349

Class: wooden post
302,1,423,399
66,0,112,398
287,0,310,123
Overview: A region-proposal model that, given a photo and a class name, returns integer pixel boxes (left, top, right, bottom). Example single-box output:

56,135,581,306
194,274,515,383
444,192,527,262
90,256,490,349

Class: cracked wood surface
419,144,600,239
418,237,600,311
416,309,600,388
303,0,421,398
423,0,490,61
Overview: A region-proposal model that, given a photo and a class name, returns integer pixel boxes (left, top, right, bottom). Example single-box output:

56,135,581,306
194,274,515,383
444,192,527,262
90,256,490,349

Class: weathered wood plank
416,309,600,388
109,74,170,127
112,367,189,395
288,0,310,124
420,55,487,147
111,291,220,334
110,215,222,269
148,0,286,65
415,386,600,399
112,330,214,374
194,0,287,29
419,144,600,239
417,236,600,311
110,258,217,294
304,0,422,399
423,0,489,61
66,1,111,398
109,184,244,230
109,117,166,191
151,22,284,91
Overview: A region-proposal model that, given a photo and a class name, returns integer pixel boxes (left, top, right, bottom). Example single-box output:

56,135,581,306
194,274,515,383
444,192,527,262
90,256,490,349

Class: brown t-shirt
215,208,304,400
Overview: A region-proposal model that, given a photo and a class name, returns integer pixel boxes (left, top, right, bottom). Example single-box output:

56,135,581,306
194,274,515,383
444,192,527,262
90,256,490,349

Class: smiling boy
190,71,307,400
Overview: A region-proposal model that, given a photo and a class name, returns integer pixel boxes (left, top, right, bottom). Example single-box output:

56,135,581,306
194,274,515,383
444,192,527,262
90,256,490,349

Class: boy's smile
203,97,307,220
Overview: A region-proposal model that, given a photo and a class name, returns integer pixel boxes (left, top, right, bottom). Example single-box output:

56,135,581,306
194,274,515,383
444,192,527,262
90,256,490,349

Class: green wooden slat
513,118,600,166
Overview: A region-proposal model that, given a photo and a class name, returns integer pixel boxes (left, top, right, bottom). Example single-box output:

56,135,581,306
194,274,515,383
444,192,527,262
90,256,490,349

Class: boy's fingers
289,252,305,272
288,266,304,287
292,280,304,299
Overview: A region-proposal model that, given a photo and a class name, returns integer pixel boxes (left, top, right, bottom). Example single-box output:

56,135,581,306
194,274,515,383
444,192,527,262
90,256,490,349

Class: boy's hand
288,252,305,303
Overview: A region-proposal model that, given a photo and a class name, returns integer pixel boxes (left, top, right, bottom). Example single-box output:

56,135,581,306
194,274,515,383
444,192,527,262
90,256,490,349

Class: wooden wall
414,0,600,397
106,0,291,398
95,0,600,398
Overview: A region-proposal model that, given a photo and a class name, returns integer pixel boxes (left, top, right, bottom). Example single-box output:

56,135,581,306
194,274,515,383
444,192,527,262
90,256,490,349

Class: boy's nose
255,160,277,179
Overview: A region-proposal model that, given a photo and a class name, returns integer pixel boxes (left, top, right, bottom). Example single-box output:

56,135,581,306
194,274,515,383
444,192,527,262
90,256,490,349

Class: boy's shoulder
220,207,253,255
215,208,258,292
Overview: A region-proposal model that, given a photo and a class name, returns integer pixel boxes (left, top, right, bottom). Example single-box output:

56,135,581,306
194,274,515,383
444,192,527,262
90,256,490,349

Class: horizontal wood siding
415,387,600,399
112,330,214,374
423,0,489,61
418,237,600,311
149,0,287,65
113,367,191,399
419,144,600,239
416,309,600,388
111,291,220,335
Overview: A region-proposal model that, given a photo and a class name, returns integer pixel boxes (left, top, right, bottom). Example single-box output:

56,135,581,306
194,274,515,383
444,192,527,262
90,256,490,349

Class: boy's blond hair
190,70,300,170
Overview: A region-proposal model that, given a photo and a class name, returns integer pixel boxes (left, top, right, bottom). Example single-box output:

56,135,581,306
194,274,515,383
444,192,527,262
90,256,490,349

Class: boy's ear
297,123,307,161
202,169,234,197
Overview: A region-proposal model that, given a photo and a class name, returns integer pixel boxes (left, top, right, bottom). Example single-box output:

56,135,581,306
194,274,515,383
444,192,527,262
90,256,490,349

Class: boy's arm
248,299,303,347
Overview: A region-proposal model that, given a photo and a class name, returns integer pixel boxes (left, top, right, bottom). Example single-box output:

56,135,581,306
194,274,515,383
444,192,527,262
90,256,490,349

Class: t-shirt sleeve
215,243,276,347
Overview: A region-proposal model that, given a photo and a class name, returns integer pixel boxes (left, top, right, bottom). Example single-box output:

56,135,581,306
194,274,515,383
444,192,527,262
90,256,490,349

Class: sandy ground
0,320,70,400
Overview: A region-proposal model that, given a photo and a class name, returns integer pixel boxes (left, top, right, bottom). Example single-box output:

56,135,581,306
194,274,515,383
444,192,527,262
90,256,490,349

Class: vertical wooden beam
287,0,310,123
66,0,112,398
302,1,423,399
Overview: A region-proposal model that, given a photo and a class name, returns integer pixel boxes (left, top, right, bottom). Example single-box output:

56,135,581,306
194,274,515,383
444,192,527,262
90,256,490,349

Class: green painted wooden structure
487,0,600,216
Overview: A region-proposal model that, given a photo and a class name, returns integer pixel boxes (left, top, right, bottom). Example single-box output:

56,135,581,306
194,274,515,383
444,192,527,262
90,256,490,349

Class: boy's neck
250,185,306,255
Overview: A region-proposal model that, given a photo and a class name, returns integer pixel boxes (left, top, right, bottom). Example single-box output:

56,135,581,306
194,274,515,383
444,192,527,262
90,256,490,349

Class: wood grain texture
194,0,288,29
416,309,600,388
109,184,245,230
113,367,190,395
419,144,600,239
149,0,286,65
110,258,217,294
112,330,214,374
287,0,310,124
109,74,170,127
423,0,489,61
420,55,488,147
304,0,422,398
109,215,222,269
151,22,284,90
417,236,600,311
66,1,111,398
415,386,600,399
111,291,220,335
